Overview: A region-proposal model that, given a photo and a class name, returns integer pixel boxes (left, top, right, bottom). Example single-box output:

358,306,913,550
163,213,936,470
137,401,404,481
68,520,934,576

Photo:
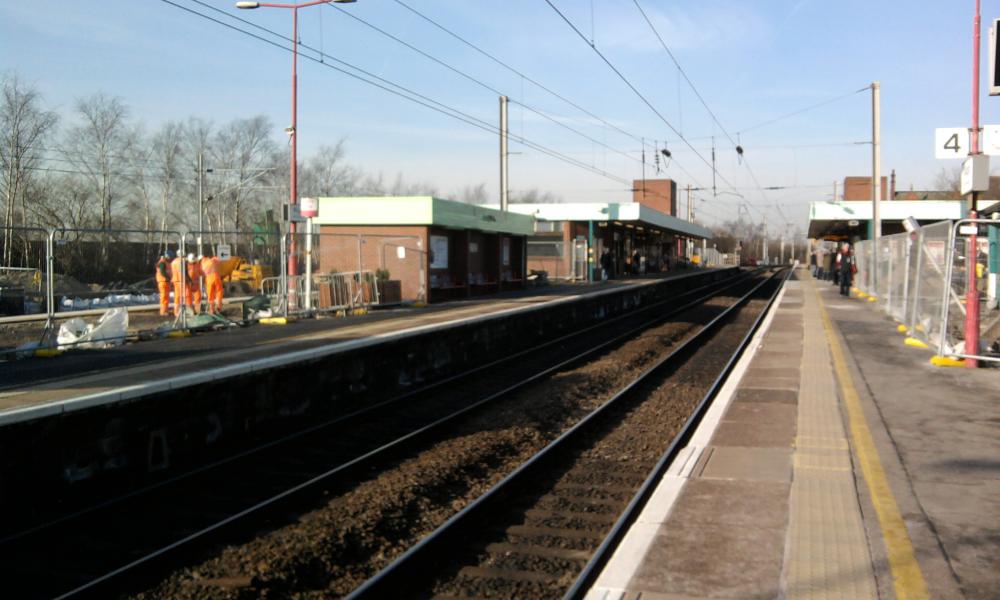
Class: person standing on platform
156,250,173,316
599,248,611,281
839,243,855,296
186,253,203,314
170,251,190,316
201,251,223,314
833,245,843,286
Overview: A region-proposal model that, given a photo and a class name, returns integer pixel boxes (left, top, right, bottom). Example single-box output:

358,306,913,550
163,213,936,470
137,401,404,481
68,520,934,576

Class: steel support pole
500,95,509,211
198,152,204,252
588,220,594,282
305,217,313,312
43,230,55,346
965,0,982,367
871,81,881,295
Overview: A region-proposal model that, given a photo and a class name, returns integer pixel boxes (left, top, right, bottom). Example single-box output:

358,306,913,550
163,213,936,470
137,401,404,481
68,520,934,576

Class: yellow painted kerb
814,281,930,600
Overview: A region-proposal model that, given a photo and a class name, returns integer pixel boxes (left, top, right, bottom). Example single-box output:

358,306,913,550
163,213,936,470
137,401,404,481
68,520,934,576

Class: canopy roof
315,196,535,236
505,202,713,239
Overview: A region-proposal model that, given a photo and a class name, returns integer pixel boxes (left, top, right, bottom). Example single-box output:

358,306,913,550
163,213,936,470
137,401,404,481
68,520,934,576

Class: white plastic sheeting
56,307,129,349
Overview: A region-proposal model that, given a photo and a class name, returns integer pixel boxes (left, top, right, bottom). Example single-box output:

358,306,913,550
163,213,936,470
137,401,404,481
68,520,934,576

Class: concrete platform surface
589,269,999,600
0,271,709,425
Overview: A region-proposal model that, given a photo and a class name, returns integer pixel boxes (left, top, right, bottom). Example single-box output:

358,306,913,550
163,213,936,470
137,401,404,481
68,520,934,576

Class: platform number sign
935,128,968,159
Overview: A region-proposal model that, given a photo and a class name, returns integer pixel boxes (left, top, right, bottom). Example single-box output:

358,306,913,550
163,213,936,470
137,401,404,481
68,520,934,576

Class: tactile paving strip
783,281,878,600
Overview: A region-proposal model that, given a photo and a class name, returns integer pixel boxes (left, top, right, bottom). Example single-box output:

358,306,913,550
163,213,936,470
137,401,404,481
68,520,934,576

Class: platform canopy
504,202,713,240
315,196,535,236
806,200,991,239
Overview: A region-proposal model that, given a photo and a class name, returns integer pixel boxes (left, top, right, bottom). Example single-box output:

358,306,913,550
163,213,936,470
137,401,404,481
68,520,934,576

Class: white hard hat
187,253,196,262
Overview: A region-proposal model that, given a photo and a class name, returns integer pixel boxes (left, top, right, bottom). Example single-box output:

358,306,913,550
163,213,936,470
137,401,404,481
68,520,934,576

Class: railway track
0,268,772,599
347,268,788,599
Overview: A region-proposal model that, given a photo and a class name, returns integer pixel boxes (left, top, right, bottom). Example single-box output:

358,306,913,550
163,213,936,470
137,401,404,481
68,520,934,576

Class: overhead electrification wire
387,0,719,191
161,0,630,185
316,3,641,168
542,0,733,196
737,86,871,135
631,0,735,148
391,0,645,147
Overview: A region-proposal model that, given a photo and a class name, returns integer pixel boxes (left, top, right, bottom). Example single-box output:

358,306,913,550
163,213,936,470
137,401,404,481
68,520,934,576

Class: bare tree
298,140,364,197
62,93,131,261
213,116,277,234
183,117,214,236
1,73,57,265
151,121,184,234
453,182,490,204
511,188,560,203
933,166,961,193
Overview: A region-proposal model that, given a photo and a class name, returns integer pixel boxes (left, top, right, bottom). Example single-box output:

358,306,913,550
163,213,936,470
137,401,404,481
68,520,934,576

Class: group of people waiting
810,242,856,297
154,250,224,316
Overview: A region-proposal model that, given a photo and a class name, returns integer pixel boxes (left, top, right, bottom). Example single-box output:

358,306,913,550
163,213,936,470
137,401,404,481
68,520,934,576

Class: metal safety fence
1,225,435,358
850,218,1000,364
937,218,1000,364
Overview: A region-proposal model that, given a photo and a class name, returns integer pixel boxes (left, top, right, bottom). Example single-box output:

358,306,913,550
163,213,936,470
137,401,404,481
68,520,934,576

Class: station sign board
300,197,318,218
960,155,990,195
936,126,1000,159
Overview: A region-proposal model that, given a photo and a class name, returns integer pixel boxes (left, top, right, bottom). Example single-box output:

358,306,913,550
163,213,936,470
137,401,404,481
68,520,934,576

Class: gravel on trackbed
135,294,744,600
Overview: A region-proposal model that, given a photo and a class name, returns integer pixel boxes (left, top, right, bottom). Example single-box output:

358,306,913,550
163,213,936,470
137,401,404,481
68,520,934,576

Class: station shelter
314,196,534,303
806,199,997,241
505,202,713,281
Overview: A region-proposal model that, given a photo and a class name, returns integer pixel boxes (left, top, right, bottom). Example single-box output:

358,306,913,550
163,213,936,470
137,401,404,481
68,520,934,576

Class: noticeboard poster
430,235,449,269
502,237,511,266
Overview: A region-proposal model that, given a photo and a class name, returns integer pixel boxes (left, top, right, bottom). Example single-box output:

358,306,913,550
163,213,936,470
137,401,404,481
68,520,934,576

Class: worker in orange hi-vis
155,249,174,316
186,253,203,314
201,251,223,314
170,252,189,317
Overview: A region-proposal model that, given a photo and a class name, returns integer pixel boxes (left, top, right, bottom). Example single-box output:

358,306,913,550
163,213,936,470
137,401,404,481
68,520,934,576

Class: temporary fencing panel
0,227,49,317
937,219,1000,363
51,228,182,314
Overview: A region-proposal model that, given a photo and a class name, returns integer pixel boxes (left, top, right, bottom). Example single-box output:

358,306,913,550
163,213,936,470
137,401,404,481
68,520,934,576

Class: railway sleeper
550,481,637,500
485,541,592,562
480,549,587,576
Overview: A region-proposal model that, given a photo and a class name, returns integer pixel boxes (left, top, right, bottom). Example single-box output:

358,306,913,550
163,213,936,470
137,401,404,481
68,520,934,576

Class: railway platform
0,271,702,423
590,268,999,600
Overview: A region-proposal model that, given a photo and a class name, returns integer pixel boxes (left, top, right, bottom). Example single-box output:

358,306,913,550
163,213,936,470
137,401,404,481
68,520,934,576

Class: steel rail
1,269,741,546
52,269,756,598
565,266,792,598
345,268,786,598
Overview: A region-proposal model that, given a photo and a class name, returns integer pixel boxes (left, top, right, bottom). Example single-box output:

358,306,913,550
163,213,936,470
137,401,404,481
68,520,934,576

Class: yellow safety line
813,281,929,600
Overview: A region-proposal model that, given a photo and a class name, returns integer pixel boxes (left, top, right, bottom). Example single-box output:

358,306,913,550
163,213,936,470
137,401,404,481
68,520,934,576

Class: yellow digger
221,257,275,295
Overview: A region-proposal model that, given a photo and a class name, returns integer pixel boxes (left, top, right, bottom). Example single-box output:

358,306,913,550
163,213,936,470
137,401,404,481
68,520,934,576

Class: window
534,220,564,233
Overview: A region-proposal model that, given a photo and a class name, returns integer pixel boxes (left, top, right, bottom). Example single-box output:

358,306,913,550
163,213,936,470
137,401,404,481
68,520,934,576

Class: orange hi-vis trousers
157,281,170,316
206,274,223,312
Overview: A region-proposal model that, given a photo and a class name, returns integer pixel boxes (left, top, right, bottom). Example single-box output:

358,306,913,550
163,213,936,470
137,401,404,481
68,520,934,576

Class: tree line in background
3,71,567,267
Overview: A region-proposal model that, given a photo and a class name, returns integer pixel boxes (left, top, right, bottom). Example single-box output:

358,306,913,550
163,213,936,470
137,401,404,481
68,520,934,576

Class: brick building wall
317,225,427,302
844,176,888,201
632,179,677,216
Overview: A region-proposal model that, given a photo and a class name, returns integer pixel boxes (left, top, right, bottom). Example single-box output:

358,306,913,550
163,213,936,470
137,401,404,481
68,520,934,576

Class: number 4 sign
936,125,1000,159
935,127,969,159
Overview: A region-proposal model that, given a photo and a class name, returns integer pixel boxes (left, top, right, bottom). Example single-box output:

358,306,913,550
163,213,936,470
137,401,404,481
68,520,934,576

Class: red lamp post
237,0,356,282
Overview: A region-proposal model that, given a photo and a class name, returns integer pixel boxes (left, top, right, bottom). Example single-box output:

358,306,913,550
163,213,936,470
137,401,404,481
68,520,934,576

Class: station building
502,179,712,281
507,202,713,280
313,196,533,303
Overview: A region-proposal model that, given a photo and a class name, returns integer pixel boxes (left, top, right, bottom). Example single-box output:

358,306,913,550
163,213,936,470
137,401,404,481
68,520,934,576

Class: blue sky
2,0,997,234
